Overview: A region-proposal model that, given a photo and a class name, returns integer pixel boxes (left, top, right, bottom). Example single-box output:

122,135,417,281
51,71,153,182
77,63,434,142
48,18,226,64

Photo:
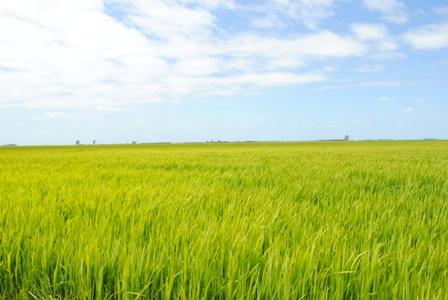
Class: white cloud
0,0,169,108
377,96,395,102
351,23,399,53
224,31,366,60
316,79,402,91
266,0,336,29
243,0,337,30
404,23,448,50
357,64,385,73
403,106,414,113
352,23,389,41
0,0,372,109
251,16,282,29
363,0,407,24
45,112,71,119
178,0,237,9
114,0,215,40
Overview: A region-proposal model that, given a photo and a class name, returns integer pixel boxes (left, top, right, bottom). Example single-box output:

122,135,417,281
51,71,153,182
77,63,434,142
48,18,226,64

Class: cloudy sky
0,0,447,145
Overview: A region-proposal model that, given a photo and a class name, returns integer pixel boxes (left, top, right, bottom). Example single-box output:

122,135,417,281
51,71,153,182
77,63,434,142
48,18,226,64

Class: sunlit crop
1,141,447,299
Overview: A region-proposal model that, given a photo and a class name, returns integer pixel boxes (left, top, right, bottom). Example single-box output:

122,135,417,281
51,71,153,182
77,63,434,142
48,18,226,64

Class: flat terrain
0,141,447,299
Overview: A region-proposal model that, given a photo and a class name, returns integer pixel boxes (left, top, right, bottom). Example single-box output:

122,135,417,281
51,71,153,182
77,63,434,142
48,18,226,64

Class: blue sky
0,0,447,145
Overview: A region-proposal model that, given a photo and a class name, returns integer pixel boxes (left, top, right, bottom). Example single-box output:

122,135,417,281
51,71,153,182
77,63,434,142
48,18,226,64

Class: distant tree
93,140,96,145
132,141,137,145
76,140,80,145
344,135,350,141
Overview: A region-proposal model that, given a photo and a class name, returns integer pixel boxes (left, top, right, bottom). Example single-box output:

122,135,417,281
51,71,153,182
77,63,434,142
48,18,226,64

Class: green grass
0,141,447,299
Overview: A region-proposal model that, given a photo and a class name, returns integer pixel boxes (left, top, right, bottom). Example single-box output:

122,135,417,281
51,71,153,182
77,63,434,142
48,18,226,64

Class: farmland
0,141,447,299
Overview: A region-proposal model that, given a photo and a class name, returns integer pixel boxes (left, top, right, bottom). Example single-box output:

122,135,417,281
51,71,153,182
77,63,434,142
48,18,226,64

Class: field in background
0,141,447,299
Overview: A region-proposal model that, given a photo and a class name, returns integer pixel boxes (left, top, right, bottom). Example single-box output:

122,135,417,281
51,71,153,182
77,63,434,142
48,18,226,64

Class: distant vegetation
0,141,447,299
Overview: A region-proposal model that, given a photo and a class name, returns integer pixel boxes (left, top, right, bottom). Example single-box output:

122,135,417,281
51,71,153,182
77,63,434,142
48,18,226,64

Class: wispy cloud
262,0,336,29
351,23,400,57
377,96,395,102
45,112,71,119
0,0,369,109
357,64,385,73
316,80,402,91
363,0,407,24
0,0,443,111
404,23,448,50
434,5,448,16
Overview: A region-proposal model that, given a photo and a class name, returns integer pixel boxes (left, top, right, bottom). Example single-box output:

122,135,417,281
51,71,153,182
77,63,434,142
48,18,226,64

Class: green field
1,141,447,299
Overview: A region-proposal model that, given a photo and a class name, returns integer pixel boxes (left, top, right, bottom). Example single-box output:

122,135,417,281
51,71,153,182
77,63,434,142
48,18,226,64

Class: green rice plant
0,141,447,299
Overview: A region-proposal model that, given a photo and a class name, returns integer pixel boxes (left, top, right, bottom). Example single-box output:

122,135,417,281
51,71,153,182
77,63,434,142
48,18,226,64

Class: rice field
0,141,447,299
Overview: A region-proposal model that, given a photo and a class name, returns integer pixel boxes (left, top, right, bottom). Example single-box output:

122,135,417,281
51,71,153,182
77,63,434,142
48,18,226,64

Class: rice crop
0,141,447,299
